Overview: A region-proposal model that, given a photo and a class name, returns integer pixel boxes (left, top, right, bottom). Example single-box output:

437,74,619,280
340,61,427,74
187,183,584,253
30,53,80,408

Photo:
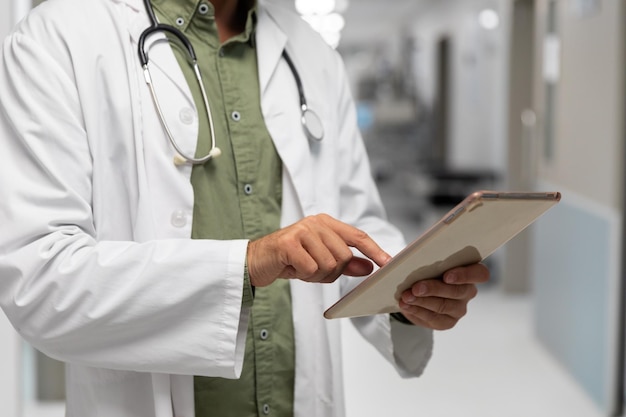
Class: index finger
319,215,392,267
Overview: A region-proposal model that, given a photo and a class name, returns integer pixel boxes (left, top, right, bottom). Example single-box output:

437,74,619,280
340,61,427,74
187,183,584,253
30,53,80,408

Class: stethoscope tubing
282,50,324,142
139,0,324,165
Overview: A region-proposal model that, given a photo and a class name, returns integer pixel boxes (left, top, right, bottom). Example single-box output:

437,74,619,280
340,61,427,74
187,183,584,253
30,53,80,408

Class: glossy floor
341,288,604,417
342,130,605,417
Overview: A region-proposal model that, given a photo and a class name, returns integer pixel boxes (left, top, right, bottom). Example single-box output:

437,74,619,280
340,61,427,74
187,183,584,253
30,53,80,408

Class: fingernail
404,294,417,303
444,273,457,284
414,283,427,296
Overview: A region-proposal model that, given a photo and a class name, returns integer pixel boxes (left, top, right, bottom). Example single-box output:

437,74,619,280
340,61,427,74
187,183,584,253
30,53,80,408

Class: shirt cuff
390,312,414,325
242,261,255,307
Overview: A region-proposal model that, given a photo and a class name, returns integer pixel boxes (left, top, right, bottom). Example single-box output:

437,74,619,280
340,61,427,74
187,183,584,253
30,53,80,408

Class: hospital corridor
1,0,625,416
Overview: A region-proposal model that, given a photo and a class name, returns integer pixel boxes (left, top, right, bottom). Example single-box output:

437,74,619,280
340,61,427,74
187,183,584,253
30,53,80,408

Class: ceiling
339,0,433,48
272,0,434,49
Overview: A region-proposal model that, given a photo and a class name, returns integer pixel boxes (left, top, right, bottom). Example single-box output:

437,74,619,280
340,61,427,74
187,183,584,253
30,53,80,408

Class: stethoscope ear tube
139,0,220,165
282,51,325,142
139,0,324,166
138,24,196,67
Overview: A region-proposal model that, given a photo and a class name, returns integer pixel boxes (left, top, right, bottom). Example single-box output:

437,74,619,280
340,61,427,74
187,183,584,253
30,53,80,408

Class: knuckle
436,299,449,315
448,301,467,320
452,284,466,298
292,221,310,235
467,285,478,299
320,258,338,274
337,247,353,263
404,305,419,318
353,229,370,243
421,308,438,324
281,234,300,249
450,283,475,300
307,213,328,226
301,263,319,277
316,213,331,221
458,304,468,318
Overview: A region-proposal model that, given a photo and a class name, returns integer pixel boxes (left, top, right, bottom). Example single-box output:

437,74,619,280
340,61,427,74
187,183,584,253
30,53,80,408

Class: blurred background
1,0,625,416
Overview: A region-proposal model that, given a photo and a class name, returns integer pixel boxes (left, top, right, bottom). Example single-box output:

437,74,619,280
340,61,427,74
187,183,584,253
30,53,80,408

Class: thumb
343,257,375,277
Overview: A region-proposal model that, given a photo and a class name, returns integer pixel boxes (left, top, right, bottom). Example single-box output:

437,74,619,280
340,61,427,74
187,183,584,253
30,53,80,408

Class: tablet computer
324,190,561,319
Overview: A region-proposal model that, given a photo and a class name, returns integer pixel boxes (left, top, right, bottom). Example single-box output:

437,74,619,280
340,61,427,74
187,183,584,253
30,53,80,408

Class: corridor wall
530,0,626,414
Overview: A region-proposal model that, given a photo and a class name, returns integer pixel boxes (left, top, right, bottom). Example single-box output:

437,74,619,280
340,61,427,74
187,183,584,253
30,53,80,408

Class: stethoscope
138,0,325,165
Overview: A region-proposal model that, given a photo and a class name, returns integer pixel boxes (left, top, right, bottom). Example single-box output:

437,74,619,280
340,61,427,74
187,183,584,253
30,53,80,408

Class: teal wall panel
532,199,616,412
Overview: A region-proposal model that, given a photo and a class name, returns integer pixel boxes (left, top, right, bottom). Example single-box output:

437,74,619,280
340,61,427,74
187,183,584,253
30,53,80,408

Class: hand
247,214,391,287
397,263,490,330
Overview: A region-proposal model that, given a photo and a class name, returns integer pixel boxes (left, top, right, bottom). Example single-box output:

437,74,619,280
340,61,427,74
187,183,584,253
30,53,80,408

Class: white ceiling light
478,9,500,30
334,0,349,13
301,12,345,48
295,0,336,15
295,0,348,48
303,12,345,33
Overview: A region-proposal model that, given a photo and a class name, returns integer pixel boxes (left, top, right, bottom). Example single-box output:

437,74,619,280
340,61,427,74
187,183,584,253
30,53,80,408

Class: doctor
0,0,489,416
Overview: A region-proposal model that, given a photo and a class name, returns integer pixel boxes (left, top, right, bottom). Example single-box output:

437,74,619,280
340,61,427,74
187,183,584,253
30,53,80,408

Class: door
503,0,536,293
432,35,452,170
529,0,626,415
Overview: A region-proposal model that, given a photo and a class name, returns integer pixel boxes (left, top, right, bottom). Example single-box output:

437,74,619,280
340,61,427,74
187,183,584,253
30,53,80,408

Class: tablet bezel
323,190,561,319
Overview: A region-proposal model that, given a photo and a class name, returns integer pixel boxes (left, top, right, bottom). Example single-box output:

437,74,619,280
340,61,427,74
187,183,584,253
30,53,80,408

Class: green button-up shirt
150,1,295,415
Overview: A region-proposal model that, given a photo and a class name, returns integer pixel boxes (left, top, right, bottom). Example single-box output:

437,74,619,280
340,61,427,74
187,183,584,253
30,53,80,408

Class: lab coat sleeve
0,23,248,379
332,53,434,378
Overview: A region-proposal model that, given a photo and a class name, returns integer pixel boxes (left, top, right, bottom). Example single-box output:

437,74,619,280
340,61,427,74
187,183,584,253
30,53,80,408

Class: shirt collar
150,0,258,45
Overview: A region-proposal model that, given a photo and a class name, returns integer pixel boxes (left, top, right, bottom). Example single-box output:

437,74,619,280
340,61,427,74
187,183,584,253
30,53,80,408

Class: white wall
540,0,625,210
0,316,20,417
410,0,511,173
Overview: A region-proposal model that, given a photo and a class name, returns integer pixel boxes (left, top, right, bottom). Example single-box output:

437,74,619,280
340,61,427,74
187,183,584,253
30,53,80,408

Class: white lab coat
0,0,433,416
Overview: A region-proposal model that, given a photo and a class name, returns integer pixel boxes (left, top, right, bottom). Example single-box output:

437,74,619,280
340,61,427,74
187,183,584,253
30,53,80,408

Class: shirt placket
218,41,275,416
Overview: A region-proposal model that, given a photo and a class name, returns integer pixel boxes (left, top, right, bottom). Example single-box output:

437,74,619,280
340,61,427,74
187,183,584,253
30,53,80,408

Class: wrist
390,312,414,325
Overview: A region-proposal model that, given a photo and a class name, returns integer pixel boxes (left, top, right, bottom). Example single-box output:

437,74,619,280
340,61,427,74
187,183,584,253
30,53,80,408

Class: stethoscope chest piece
301,106,324,142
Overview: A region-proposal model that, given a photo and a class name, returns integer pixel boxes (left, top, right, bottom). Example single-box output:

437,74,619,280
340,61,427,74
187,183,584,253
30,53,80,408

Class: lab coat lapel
256,4,317,216
256,3,287,96
257,6,333,417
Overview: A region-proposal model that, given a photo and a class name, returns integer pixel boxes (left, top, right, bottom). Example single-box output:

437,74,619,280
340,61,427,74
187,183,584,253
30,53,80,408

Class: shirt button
231,111,241,122
262,404,270,415
179,108,194,125
198,3,210,14
259,329,269,340
218,48,225,57
171,210,187,228
243,184,253,195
